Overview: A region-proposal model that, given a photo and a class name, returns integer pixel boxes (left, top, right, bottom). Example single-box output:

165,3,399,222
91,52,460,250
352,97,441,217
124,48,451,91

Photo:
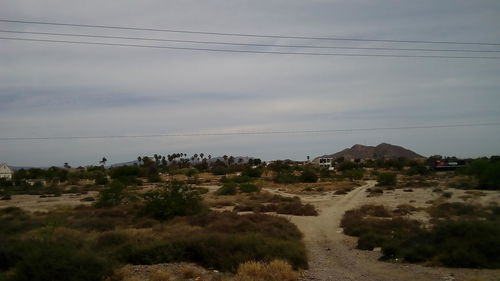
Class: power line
2,37,500,59
1,19,499,46
1,123,499,141
1,30,498,53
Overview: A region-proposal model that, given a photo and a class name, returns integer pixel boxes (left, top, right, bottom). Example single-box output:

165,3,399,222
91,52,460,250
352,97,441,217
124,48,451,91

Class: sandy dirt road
266,181,499,281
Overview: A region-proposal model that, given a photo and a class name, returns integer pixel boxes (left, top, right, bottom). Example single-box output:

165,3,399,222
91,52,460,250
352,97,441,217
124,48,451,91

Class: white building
318,158,335,170
0,163,13,180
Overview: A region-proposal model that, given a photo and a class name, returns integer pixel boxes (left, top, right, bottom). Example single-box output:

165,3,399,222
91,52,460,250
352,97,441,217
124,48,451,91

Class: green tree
300,169,318,183
99,157,107,167
95,181,126,207
141,181,204,220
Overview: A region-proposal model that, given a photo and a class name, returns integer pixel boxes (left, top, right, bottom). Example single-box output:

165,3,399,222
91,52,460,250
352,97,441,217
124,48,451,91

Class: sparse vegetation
234,260,299,281
140,181,205,221
342,203,500,268
377,173,397,186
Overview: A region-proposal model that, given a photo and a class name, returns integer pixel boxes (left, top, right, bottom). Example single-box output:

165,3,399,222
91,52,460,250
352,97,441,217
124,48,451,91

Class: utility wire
1,19,499,46
2,37,500,59
1,123,499,141
1,30,498,53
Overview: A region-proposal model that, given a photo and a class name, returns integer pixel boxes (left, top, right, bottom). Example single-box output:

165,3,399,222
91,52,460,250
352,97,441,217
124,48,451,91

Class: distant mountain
314,143,425,162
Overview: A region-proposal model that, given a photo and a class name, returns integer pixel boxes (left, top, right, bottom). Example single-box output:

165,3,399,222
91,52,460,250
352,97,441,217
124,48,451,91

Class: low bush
275,202,318,216
428,202,480,219
239,183,260,193
377,173,397,186
273,172,299,185
342,204,500,268
94,181,127,208
334,187,354,195
300,169,318,183
217,183,238,195
358,204,391,217
140,181,205,221
0,208,42,236
341,205,422,250
5,239,112,281
233,201,318,216
241,168,263,178
187,212,303,241
383,220,500,268
121,232,307,272
393,204,417,216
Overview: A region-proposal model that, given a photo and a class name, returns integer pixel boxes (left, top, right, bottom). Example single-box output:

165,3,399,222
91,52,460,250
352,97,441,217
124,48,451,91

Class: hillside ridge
314,143,424,161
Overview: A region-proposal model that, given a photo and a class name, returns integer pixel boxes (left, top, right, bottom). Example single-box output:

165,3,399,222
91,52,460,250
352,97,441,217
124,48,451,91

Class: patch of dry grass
149,269,173,281
235,260,299,281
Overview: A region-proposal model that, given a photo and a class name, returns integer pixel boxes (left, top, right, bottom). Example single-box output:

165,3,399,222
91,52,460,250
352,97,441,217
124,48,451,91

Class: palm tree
99,157,107,167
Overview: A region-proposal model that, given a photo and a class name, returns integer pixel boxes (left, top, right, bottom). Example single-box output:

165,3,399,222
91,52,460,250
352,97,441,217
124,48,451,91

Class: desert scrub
217,182,238,195
117,212,307,272
121,232,307,272
235,260,299,281
428,202,499,222
1,238,113,281
342,204,500,268
382,220,500,268
187,212,303,241
239,183,260,193
341,204,423,250
140,181,205,220
377,172,397,186
233,200,318,216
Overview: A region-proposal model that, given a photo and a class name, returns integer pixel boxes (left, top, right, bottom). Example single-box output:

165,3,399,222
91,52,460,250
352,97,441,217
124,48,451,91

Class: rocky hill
314,143,425,162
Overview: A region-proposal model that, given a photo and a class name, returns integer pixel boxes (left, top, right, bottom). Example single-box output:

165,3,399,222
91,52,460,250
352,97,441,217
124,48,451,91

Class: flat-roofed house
0,163,13,180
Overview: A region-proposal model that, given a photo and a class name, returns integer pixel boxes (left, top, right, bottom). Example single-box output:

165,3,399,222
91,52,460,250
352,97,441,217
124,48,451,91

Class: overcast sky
1,0,499,166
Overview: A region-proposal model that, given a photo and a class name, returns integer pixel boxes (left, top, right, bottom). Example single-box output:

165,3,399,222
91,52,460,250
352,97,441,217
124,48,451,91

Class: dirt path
266,181,499,281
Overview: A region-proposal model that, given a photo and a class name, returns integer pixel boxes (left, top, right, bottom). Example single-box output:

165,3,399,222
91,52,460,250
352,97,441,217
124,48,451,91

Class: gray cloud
1,0,499,166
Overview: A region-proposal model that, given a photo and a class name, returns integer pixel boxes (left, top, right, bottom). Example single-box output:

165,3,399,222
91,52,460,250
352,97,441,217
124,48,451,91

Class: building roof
0,163,13,174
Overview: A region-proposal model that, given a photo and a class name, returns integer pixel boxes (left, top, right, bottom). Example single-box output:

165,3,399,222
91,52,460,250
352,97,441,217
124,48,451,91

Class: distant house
0,163,13,180
318,158,335,170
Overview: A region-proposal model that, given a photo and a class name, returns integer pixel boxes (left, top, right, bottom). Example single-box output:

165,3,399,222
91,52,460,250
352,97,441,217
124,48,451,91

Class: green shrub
342,170,364,181
95,181,126,208
140,181,204,221
95,231,128,249
147,173,162,183
239,183,260,193
122,232,307,272
8,240,112,281
274,172,298,184
217,183,238,195
275,202,318,216
300,169,318,183
109,166,140,179
187,212,303,241
462,158,500,190
212,166,228,176
377,173,397,186
428,202,480,218
357,232,385,250
0,240,20,270
385,220,500,268
0,208,41,236
241,168,263,178
94,173,108,185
